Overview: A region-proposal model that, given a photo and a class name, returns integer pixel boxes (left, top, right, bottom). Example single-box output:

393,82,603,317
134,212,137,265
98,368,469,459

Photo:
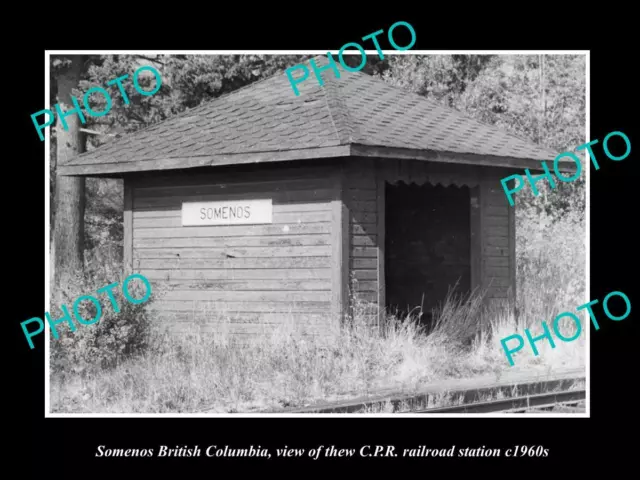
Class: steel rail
259,375,585,414
198,368,586,414
411,389,586,414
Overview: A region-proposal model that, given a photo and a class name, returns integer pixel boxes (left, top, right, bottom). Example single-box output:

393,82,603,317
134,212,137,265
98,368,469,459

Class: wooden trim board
376,169,386,327
350,144,570,173
123,179,134,274
331,167,349,323
57,146,352,176
57,145,569,177
508,199,517,318
470,185,482,293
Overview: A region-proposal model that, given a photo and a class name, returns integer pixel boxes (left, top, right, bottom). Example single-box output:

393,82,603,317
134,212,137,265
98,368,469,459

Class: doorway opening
384,182,471,329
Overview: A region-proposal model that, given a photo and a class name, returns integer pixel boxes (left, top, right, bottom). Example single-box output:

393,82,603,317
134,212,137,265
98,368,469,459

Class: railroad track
259,368,587,414
412,389,586,414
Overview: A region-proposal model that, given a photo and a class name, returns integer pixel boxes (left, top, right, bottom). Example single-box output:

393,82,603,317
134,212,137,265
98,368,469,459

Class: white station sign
182,199,273,226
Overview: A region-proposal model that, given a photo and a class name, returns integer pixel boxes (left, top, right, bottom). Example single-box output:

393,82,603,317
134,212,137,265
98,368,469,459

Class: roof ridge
321,75,356,145
320,83,342,145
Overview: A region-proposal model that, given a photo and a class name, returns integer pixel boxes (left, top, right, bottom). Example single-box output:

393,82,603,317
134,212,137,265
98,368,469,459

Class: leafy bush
516,194,585,322
50,270,153,380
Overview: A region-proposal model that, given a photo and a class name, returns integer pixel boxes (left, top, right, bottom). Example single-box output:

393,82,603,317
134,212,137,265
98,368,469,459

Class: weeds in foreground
50,285,585,414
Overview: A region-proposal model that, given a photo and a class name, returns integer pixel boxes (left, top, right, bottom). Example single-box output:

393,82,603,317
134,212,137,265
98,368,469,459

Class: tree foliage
78,54,310,142
378,54,586,219
379,54,496,107
50,271,153,378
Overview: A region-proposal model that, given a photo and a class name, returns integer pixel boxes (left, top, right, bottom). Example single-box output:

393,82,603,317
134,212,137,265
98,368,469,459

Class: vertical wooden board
124,180,133,274
345,161,378,321
479,178,489,294
470,185,481,292
376,171,385,326
331,168,348,323
331,185,341,318
481,175,504,326
480,171,515,309
508,198,517,318
341,201,350,319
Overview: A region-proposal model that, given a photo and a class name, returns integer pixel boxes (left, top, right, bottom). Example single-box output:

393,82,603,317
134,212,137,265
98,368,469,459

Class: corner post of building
331,165,350,325
508,195,517,321
123,178,134,276
469,183,482,295
476,172,491,336
376,161,386,329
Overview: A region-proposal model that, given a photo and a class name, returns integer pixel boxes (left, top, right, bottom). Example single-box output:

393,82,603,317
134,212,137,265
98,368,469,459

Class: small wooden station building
58,58,560,338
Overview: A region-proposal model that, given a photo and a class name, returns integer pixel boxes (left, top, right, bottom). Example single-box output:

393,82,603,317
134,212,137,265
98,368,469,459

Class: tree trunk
53,55,87,294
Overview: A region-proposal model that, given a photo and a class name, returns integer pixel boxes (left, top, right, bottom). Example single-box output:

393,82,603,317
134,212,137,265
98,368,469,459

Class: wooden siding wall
128,164,340,337
479,172,516,312
341,159,518,323
124,159,518,338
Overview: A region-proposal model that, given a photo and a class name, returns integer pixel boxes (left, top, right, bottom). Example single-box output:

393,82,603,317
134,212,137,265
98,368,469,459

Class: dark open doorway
385,182,471,328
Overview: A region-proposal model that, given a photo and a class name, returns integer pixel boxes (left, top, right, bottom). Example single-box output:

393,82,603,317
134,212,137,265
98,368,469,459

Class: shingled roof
57,56,562,177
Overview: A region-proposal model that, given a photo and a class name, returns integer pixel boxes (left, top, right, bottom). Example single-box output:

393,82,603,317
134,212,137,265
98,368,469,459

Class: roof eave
350,144,567,173
56,145,352,177
56,144,570,177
